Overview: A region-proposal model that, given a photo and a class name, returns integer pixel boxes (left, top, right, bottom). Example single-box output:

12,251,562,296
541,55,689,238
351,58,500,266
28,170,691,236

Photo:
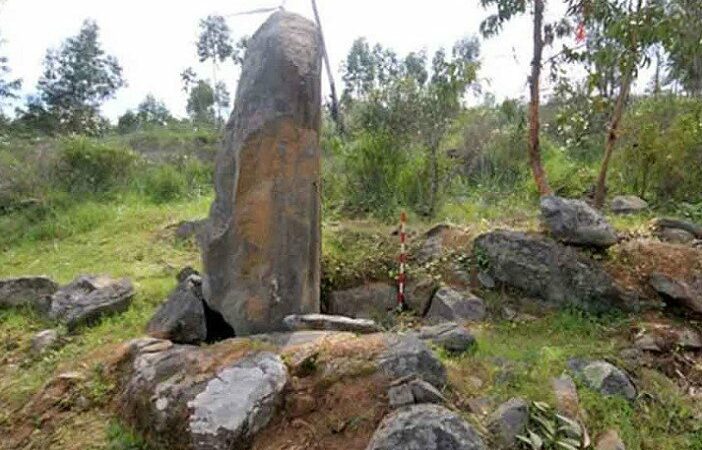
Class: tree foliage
37,20,125,135
0,35,21,115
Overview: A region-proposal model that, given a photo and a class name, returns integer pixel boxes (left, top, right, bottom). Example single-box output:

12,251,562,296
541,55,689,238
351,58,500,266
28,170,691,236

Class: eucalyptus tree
0,35,21,116
480,0,571,197
196,15,233,123
663,0,702,96
37,20,124,134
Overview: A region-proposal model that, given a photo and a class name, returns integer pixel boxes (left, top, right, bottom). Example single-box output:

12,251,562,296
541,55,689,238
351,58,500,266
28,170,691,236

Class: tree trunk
311,0,344,133
594,66,633,209
528,0,552,197
428,143,439,217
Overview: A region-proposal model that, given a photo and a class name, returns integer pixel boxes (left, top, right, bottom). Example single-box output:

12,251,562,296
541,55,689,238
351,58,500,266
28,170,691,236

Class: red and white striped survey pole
397,211,407,310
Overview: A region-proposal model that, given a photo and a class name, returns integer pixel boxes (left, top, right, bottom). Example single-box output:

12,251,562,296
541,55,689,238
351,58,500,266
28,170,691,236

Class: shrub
143,164,189,203
56,137,138,195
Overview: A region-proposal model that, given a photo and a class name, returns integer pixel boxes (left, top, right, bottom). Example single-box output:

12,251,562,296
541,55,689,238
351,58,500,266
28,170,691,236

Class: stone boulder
283,313,382,334
0,276,58,310
552,374,581,419
117,338,288,450
387,377,446,409
147,275,208,344
568,358,636,401
473,230,626,313
540,196,618,248
425,286,486,323
377,334,447,389
366,404,487,450
633,322,702,352
649,272,702,314
30,329,60,355
654,218,702,240
417,322,476,354
611,195,648,214
403,277,439,316
49,275,134,331
327,282,396,319
658,227,696,244
200,11,323,336
487,397,529,449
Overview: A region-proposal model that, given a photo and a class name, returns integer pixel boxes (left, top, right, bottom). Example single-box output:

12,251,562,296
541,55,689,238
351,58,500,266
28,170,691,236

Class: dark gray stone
540,195,618,248
366,404,487,450
487,397,529,449
378,334,447,389
658,227,695,244
283,313,382,334
388,378,446,408
147,275,208,344
0,276,58,310
417,224,453,263
649,272,702,314
425,286,485,322
473,230,627,313
200,11,323,336
49,275,134,331
327,283,396,319
176,266,200,283
655,218,702,239
568,358,636,401
404,277,439,316
418,322,476,353
611,195,648,214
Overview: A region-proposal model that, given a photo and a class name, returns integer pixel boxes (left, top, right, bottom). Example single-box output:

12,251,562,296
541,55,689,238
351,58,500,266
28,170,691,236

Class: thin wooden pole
311,0,344,133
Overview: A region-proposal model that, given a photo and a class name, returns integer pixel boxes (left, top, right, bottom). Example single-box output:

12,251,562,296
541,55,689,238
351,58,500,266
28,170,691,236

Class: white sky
0,0,586,121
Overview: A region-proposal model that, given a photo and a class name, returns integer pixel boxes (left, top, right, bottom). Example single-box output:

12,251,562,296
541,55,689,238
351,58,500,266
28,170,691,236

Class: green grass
444,311,702,449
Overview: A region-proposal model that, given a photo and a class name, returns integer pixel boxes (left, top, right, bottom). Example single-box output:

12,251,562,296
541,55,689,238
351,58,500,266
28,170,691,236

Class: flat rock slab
611,195,648,214
541,195,618,248
283,313,382,334
200,11,323,335
49,275,134,331
417,322,476,354
366,404,487,450
327,282,396,319
473,230,627,313
568,358,636,401
147,275,208,345
0,276,58,310
649,272,702,314
426,286,485,323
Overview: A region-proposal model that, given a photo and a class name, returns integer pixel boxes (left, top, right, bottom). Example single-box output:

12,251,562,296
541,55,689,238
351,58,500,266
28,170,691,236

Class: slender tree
480,0,570,196
197,15,233,124
0,35,21,116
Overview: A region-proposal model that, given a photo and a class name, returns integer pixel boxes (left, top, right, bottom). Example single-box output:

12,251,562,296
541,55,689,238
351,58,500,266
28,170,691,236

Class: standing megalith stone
201,12,323,336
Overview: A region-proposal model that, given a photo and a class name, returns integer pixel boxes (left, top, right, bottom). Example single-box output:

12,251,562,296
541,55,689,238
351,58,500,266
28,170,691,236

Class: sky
0,0,582,121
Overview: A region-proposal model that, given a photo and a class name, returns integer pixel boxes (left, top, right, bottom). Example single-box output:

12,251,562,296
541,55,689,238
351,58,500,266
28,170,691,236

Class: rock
366,404,487,450
417,224,453,262
568,359,636,401
117,338,288,450
487,397,529,449
658,227,696,244
649,272,702,314
540,195,618,248
654,218,702,239
174,219,205,241
188,353,288,449
417,322,476,353
200,11,323,336
176,266,200,283
327,283,396,319
388,378,446,408
552,374,580,419
425,286,486,322
596,429,626,450
283,314,382,334
147,275,208,344
30,329,60,355
378,334,447,389
611,195,648,214
473,230,626,313
49,275,134,331
633,322,702,352
0,276,58,310
403,277,439,316
477,271,496,289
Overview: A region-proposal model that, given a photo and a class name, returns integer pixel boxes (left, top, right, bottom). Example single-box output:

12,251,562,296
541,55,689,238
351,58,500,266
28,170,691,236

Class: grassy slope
0,194,700,449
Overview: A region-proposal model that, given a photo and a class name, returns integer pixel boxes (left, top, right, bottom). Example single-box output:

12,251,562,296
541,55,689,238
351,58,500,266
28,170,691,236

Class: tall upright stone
201,12,323,336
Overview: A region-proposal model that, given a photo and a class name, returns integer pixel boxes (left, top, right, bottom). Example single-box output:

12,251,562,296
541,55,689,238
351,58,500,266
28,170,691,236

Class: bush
56,137,138,195
613,96,702,204
142,164,189,203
